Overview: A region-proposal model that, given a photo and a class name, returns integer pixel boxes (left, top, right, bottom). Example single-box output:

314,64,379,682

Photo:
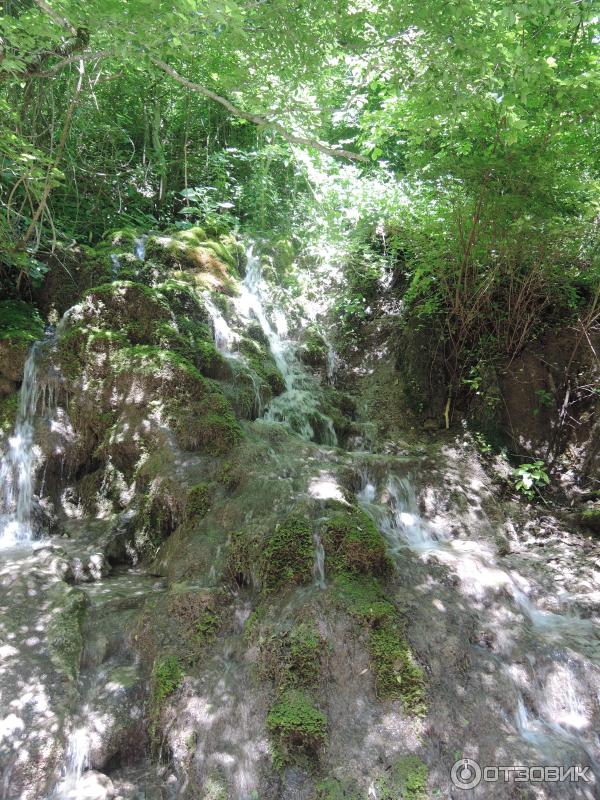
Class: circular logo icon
451,758,482,790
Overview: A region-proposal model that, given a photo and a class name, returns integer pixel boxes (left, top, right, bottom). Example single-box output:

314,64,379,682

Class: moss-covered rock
299,330,328,368
78,281,171,344
261,514,314,593
238,336,285,396
321,506,393,577
266,689,327,768
333,574,426,712
579,507,600,532
0,300,44,382
375,755,428,800
185,483,211,521
260,620,323,690
0,392,18,436
47,583,87,681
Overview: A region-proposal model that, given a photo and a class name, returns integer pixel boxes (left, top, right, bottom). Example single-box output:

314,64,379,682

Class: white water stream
0,343,43,547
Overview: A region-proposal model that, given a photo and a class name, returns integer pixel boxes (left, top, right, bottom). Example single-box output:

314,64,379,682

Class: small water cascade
358,466,600,792
202,244,337,444
52,727,90,800
313,531,326,589
0,344,41,547
134,235,148,261
110,253,121,278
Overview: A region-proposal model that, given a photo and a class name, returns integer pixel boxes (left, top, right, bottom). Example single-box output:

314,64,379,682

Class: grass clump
267,689,327,768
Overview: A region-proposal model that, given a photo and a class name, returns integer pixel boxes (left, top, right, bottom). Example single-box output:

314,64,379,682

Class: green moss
176,227,207,247
289,622,322,688
261,513,314,593
260,621,323,691
83,281,170,344
151,655,183,738
333,573,397,626
300,330,327,368
267,689,327,768
171,386,242,454
0,392,18,434
111,343,203,382
376,755,429,800
0,300,44,343
195,607,220,644
238,337,285,396
47,585,87,681
315,778,361,799
321,506,393,577
369,625,426,709
186,482,211,520
580,508,600,531
107,227,140,249
333,575,426,712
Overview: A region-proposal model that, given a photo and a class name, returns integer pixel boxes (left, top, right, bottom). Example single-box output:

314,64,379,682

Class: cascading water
358,466,600,794
0,344,41,547
52,727,90,800
203,244,337,444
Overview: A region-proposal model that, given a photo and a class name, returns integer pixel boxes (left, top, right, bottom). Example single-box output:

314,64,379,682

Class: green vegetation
375,756,429,800
47,585,87,681
334,574,426,712
261,514,314,593
150,655,184,737
266,689,327,768
186,483,211,521
260,621,323,691
513,460,550,500
0,300,44,343
321,506,393,577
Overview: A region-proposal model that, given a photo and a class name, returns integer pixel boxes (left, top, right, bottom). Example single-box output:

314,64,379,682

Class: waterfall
134,235,148,261
313,531,326,589
52,727,90,799
237,245,337,445
0,344,41,547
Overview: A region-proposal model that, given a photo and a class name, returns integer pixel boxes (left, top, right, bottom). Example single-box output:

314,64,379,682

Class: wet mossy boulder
266,689,327,767
76,281,171,345
321,505,393,577
333,574,426,711
238,336,285,396
579,506,600,532
111,346,241,454
299,330,328,368
0,300,44,382
144,232,240,293
261,513,314,593
228,512,314,593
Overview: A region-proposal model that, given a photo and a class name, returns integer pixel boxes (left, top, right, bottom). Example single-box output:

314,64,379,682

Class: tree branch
149,56,368,163
32,0,78,36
